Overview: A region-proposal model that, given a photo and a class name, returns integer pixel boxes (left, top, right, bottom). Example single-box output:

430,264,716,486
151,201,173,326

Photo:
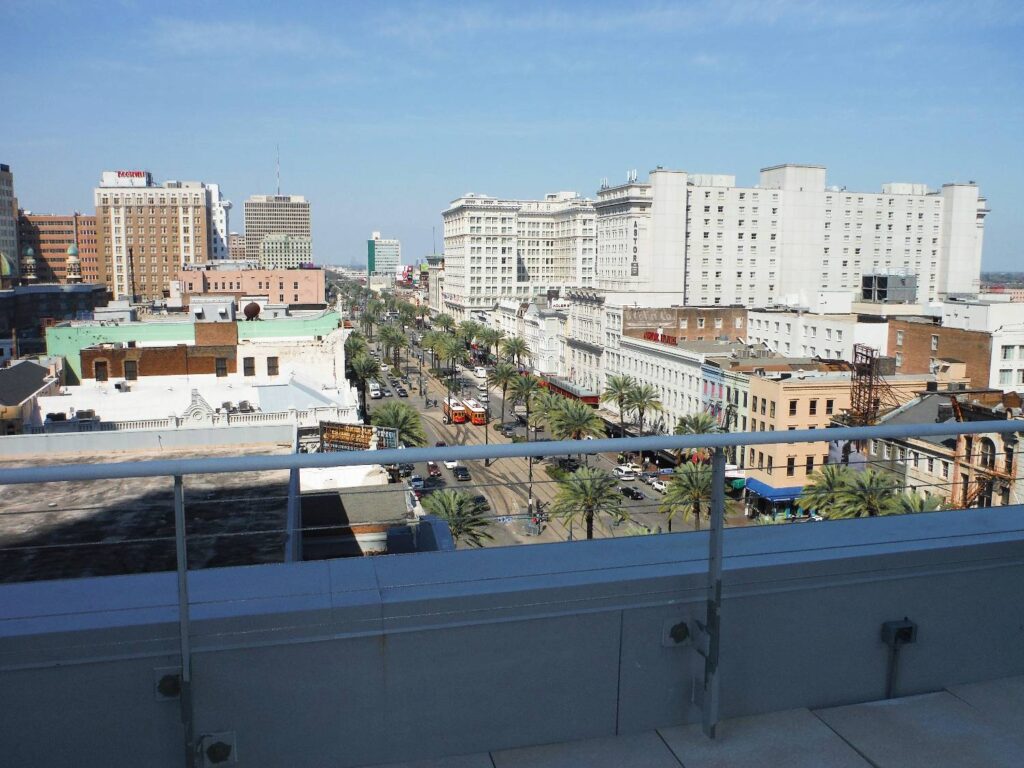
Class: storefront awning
745,477,803,502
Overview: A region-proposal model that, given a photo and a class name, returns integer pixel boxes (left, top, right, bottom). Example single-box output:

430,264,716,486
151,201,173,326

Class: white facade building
207,184,232,260
594,164,988,308
441,191,595,321
367,232,400,279
0,163,17,276
258,234,312,269
941,299,1024,391
746,300,890,361
244,195,311,262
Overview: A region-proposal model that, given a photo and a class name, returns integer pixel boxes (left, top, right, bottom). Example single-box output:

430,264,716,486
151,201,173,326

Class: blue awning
745,476,803,502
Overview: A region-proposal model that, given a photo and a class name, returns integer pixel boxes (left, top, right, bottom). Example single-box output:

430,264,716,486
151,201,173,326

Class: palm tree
436,335,468,401
434,313,455,334
348,353,380,421
370,401,427,447
420,489,494,548
892,491,945,515
532,390,565,426
550,467,625,540
421,330,442,370
378,326,404,371
457,320,481,344
477,327,504,365
416,304,430,326
797,464,855,517
549,398,605,440
500,336,530,368
508,373,542,506
661,463,713,532
625,383,663,436
601,373,635,439
830,469,902,519
344,331,368,365
398,305,416,334
673,412,722,464
362,300,384,342
487,362,517,427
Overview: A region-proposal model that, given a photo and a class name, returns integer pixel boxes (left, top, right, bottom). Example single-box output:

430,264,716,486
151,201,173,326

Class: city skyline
3,1,1023,269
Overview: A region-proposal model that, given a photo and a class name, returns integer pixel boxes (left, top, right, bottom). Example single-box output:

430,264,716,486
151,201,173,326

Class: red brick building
80,322,240,380
889,317,992,388
17,213,100,284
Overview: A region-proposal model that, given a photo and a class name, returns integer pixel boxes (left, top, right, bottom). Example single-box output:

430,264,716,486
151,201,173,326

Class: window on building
826,399,834,415
94,360,108,382
1001,345,1014,360
243,357,255,377
809,399,818,415
215,358,228,377
788,399,797,416
931,334,939,351
806,455,814,475
767,456,773,474
124,360,138,381
267,356,279,376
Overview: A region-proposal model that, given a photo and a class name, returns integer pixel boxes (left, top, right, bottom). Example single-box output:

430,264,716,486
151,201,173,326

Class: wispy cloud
151,18,350,58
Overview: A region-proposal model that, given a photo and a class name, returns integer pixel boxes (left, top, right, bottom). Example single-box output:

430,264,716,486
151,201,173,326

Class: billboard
319,422,399,452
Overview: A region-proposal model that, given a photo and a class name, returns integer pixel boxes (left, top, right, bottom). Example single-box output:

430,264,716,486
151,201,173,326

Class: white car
613,466,637,480
443,459,460,470
651,479,667,493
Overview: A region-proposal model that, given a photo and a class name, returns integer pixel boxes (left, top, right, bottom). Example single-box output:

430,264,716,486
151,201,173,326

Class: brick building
80,322,240,380
889,317,992,388
17,213,99,284
176,264,325,307
621,305,747,344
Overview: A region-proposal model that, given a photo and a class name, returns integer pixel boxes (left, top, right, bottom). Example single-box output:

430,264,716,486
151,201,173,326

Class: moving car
471,494,491,511
382,388,393,397
398,463,415,478
650,479,667,493
453,466,471,481
619,486,645,501
397,388,409,397
500,424,517,438
443,459,459,470
409,474,424,490
427,461,442,477
474,366,488,379
435,441,447,447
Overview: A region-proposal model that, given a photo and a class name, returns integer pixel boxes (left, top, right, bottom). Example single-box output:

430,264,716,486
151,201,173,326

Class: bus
368,380,382,399
462,398,488,426
442,398,467,425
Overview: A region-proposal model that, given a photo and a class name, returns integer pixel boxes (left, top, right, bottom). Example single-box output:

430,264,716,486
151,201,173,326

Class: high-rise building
93,171,227,301
367,231,401,280
17,212,98,284
258,234,311,269
243,195,311,262
0,163,18,282
206,184,232,260
594,164,988,307
441,192,595,320
228,232,246,260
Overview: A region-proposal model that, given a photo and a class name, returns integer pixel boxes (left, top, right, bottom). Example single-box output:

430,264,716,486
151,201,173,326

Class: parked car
427,461,442,477
650,479,667,493
453,466,471,481
619,486,645,501
435,441,447,447
444,459,459,470
398,463,415,478
500,424,517,438
613,466,637,480
382,389,393,397
639,471,658,485
409,474,424,490
397,389,409,397
471,494,491,511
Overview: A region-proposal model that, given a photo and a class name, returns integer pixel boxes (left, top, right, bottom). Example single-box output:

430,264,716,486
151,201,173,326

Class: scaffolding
848,344,902,426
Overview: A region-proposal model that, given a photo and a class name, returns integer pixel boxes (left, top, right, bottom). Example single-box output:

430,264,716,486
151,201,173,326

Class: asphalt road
365,337,747,547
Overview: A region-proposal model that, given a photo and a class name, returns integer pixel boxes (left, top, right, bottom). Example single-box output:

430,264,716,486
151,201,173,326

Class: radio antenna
276,144,281,195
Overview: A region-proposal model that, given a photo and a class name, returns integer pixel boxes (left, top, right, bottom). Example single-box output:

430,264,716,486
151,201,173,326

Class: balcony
1,421,1023,766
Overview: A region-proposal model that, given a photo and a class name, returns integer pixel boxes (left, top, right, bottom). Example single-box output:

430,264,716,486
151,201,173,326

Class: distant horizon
4,1,1022,270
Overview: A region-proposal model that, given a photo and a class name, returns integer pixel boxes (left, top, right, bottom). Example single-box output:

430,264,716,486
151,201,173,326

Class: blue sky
3,0,1022,269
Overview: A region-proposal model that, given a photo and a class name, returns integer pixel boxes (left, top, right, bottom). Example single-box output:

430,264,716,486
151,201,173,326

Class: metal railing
0,419,1021,765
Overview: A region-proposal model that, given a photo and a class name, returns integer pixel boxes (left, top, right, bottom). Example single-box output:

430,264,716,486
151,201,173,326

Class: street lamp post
484,406,491,466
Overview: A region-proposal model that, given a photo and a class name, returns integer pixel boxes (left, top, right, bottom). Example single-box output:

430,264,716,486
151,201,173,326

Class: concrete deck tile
658,708,872,768
364,752,494,768
947,674,1024,731
814,690,1024,768
491,732,683,768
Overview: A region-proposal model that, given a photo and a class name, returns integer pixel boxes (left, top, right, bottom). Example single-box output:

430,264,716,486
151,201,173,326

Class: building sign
117,170,147,178
319,422,399,452
631,220,639,276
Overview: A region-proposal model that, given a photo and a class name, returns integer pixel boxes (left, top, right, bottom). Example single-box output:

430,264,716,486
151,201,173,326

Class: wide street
364,334,748,547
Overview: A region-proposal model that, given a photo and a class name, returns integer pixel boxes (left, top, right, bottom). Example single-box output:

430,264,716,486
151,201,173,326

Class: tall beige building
244,195,311,262
93,171,222,301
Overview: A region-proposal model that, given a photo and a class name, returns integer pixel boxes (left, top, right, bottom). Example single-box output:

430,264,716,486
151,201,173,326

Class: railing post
702,447,726,738
174,475,196,767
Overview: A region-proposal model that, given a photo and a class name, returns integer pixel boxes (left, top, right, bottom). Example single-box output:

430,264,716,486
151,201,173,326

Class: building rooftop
0,360,53,406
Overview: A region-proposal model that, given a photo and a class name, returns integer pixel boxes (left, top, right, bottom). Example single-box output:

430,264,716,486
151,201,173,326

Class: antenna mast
276,144,281,195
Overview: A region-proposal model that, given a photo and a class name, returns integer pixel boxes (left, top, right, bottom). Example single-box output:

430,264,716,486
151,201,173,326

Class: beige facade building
176,264,325,306
258,233,311,269
244,195,311,262
228,232,246,260
93,171,219,301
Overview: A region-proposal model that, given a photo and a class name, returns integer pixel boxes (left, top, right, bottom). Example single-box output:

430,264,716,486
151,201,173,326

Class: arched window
978,438,997,470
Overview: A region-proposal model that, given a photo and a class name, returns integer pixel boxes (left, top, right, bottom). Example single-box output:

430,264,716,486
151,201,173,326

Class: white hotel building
441,192,596,321
594,164,988,308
